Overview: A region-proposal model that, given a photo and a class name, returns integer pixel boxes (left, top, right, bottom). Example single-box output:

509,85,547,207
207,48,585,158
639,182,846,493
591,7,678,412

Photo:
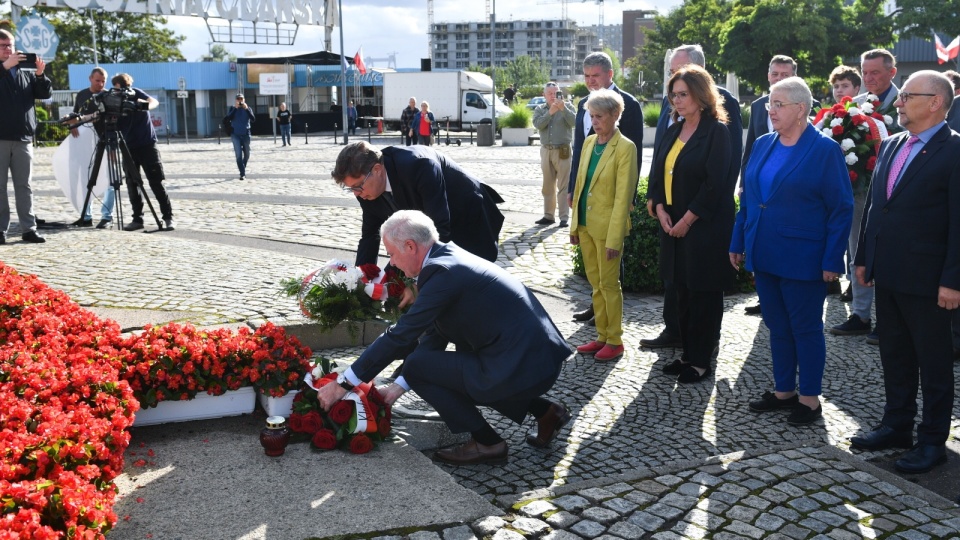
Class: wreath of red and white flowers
813,95,890,193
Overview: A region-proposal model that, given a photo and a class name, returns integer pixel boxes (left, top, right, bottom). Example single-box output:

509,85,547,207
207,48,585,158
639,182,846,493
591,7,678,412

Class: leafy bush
572,177,754,293
500,104,532,129
567,82,589,99
518,84,543,101
642,102,662,128
740,103,751,126
34,104,69,144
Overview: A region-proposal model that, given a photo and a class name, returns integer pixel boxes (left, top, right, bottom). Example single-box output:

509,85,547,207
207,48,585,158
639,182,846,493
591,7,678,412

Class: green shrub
567,82,589,99
642,102,662,128
34,105,69,144
572,177,754,293
500,104,532,129
740,103,751,126
518,85,543,101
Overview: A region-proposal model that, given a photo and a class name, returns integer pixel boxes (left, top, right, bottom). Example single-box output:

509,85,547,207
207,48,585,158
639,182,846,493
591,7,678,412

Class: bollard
366,120,372,144
218,124,222,145
333,123,338,145
469,123,474,145
377,118,383,133
304,123,309,145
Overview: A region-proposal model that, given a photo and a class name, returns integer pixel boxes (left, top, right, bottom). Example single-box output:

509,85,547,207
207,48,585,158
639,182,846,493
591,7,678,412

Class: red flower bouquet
813,95,889,194
287,359,392,454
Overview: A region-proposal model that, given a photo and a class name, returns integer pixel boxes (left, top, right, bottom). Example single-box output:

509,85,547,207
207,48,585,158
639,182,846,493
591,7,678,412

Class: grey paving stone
808,510,847,527
547,510,580,528
511,517,550,535
473,516,508,536
755,512,786,531
683,508,725,530
723,519,765,539
581,507,620,525
770,505,801,521
824,531,861,540
409,532,442,540
670,522,708,539
895,530,932,540
579,487,616,503
788,496,822,513
727,505,760,523
604,482,634,495
607,521,646,540
764,465,797,479
570,519,607,537
690,471,723,486
601,497,638,515
919,522,960,536
654,474,683,486
847,482,882,497
491,530,526,540
918,507,953,520
658,492,699,510
798,518,829,533
650,532,685,540
758,487,790,504
779,523,814,540
633,480,670,495
626,511,666,532
442,525,478,540
622,490,656,506
718,484,751,498
518,500,557,517
554,495,592,512
901,509,932,524
542,531,583,540
827,485,860,502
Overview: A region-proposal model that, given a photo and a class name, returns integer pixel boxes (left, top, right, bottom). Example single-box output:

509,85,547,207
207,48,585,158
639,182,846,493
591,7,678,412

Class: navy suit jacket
568,83,643,196
731,124,853,281
742,95,821,168
350,242,571,402
855,124,960,297
355,146,504,265
654,87,743,193
948,98,960,133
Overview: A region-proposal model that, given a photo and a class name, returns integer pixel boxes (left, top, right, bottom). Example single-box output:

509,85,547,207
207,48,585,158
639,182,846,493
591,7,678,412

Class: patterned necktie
886,135,919,199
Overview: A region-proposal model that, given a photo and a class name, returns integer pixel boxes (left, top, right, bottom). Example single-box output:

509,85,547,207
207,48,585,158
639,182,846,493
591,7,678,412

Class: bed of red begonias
0,263,312,539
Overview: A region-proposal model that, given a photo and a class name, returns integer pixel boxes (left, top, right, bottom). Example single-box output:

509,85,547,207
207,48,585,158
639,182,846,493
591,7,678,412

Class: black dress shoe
662,358,689,375
71,218,93,227
850,424,913,451
677,365,711,384
434,439,508,465
895,444,947,474
96,219,110,229
535,217,555,226
749,391,798,412
526,403,572,447
123,220,144,232
787,403,822,426
745,303,762,315
639,331,682,348
587,316,595,327
572,306,594,321
827,280,842,294
21,231,45,243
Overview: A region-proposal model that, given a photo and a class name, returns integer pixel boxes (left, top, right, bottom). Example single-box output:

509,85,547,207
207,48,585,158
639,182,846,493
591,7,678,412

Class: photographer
111,73,174,231
0,29,51,244
68,66,114,229
226,93,255,180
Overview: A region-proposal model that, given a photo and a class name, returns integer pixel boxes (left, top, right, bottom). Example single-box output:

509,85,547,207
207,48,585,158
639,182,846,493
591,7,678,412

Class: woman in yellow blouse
570,88,638,362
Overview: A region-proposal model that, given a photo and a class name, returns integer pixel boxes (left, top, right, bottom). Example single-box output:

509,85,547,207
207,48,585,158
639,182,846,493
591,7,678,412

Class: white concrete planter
133,387,256,426
501,127,533,146
259,389,300,417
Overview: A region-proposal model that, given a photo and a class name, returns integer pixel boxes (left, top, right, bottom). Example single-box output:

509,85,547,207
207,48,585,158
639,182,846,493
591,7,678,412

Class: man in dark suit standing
567,51,643,324
944,69,960,358
640,44,743,349
333,141,505,266
851,71,960,474
316,210,573,464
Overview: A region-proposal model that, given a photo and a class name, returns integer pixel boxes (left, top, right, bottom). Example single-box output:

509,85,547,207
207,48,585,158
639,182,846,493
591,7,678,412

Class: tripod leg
119,138,163,230
81,140,107,221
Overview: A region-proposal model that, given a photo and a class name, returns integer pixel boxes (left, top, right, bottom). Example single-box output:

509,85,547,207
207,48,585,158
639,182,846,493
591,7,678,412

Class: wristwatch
336,373,355,392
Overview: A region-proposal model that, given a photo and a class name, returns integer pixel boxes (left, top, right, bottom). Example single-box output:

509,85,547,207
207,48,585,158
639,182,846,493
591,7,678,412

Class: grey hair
671,45,705,67
583,52,613,72
381,210,439,248
769,76,813,117
544,81,559,90
907,70,955,112
585,88,624,122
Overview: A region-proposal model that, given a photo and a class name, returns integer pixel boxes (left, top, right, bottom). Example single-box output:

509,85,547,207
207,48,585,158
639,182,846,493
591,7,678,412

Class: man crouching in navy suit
316,210,574,465
851,71,960,474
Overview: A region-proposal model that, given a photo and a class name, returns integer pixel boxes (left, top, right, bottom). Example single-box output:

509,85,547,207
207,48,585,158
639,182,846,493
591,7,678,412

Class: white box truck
382,71,512,130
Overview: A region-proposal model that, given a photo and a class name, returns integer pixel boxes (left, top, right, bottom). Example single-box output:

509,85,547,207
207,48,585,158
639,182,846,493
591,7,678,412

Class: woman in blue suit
729,77,853,426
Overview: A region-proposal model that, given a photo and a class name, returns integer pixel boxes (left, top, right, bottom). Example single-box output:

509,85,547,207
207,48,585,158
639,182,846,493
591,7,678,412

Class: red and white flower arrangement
282,260,407,333
287,359,391,454
813,95,889,193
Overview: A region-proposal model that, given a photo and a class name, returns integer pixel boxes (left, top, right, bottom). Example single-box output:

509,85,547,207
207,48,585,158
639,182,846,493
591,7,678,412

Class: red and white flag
934,32,960,64
354,47,367,75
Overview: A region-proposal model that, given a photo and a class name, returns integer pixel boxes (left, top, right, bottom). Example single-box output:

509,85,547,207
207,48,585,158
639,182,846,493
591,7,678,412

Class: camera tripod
78,124,162,231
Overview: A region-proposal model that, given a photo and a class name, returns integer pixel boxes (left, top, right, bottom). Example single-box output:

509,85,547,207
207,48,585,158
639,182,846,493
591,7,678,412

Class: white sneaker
163,218,175,231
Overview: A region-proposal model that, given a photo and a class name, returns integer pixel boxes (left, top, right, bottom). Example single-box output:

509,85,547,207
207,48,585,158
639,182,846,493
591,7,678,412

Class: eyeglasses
765,101,801,111
897,92,936,103
342,168,374,194
0,44,13,50
668,91,689,101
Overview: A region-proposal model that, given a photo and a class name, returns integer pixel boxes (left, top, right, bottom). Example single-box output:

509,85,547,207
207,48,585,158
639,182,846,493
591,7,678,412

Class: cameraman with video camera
111,73,174,231
0,29,51,244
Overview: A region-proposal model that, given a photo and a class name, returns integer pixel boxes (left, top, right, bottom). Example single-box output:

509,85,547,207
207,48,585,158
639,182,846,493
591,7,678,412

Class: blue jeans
231,132,251,176
280,124,291,145
83,184,115,221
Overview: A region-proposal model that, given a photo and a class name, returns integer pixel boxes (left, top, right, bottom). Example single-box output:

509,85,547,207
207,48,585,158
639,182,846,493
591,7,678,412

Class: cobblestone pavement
8,137,960,538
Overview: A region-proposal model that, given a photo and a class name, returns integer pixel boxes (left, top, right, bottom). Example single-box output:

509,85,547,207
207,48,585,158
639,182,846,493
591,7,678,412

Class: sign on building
259,73,288,96
15,16,60,60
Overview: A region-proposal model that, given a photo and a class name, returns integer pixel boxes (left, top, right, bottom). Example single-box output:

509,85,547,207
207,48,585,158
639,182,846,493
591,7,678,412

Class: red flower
312,372,338,389
840,96,853,104
831,125,844,136
349,434,374,454
850,114,865,126
329,400,354,425
288,413,305,433
312,429,338,450
866,155,877,171
358,264,381,281
378,417,392,437
300,410,324,434
849,170,858,182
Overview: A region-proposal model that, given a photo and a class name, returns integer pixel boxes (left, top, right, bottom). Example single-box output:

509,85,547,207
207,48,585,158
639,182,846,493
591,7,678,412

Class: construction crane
365,52,398,70
536,0,568,20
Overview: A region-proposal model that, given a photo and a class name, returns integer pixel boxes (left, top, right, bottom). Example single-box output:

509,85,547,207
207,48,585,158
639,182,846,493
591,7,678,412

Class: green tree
894,0,960,39
497,55,550,89
200,43,237,62
24,8,185,88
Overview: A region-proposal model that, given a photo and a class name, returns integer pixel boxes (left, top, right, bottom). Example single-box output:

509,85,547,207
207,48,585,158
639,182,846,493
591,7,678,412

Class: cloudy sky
169,0,681,68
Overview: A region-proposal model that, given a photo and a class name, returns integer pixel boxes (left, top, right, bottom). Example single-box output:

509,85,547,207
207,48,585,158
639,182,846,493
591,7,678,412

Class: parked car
525,97,546,110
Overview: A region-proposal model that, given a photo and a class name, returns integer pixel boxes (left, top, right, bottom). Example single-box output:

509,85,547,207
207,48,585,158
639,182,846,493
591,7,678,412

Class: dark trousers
875,286,955,445
402,333,558,434
754,272,827,396
676,286,724,369
124,143,172,221
403,132,415,146
661,280,681,337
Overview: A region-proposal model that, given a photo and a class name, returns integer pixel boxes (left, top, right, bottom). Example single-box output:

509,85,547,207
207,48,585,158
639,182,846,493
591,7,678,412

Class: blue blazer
855,124,960,296
730,123,853,281
742,95,820,168
568,83,643,196
351,242,571,402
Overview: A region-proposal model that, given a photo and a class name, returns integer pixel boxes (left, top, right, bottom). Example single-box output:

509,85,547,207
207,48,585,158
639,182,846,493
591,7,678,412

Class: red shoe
576,341,605,354
595,344,624,362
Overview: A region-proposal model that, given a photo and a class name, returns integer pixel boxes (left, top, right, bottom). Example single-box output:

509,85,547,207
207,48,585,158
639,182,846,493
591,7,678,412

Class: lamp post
337,0,348,144
89,11,98,65
490,0,496,134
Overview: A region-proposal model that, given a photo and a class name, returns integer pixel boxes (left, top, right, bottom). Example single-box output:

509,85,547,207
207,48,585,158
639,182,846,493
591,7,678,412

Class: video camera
92,87,149,127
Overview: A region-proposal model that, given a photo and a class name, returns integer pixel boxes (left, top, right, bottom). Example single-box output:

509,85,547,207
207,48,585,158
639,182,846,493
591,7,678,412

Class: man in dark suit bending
316,210,573,465
567,51,643,324
851,71,960,474
333,141,505,266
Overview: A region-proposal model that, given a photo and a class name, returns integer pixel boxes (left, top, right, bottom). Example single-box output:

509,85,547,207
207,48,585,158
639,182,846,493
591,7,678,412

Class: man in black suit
567,51,643,323
332,141,505,266
944,69,960,358
640,44,743,349
851,71,960,474
316,210,573,465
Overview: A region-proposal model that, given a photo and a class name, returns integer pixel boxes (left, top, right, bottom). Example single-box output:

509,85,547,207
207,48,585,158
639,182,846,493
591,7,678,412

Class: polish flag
354,48,367,75
934,33,960,64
